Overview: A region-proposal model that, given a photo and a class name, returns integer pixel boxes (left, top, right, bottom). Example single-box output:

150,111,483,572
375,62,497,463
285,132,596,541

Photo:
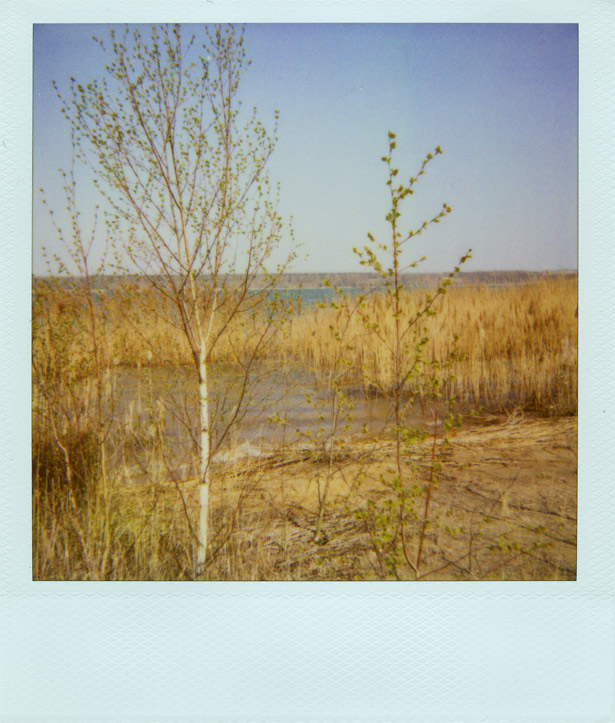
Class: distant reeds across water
32,274,577,415
284,275,577,415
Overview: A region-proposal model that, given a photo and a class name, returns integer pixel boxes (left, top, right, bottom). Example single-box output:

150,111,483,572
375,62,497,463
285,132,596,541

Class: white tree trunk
196,339,210,576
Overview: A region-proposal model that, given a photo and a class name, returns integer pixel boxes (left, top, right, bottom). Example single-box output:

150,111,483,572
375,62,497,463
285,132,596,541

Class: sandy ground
205,411,577,581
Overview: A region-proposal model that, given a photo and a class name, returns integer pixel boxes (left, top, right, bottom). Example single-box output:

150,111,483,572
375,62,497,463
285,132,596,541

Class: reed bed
32,274,576,581
284,276,577,415
33,275,576,415
32,279,283,378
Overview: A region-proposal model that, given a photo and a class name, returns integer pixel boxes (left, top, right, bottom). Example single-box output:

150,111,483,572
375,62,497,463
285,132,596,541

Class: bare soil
200,411,577,581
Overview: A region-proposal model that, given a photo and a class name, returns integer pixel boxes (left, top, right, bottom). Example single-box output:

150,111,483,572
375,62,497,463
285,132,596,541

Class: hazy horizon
33,23,578,276
33,268,578,283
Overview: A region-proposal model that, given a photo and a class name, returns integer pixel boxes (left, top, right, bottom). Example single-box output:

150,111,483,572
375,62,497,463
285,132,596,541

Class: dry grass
32,279,284,376
33,275,577,415
33,413,577,581
284,276,577,415
32,273,577,580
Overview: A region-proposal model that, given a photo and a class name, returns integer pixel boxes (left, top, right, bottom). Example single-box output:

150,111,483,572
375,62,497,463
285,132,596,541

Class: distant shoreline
33,269,578,290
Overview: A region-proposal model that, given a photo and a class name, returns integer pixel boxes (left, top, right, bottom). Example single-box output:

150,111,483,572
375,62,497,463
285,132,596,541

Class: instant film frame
2,1,614,721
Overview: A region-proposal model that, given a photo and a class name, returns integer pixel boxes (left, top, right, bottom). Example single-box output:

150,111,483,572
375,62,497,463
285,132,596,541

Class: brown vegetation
33,411,577,581
286,275,577,415
32,274,577,580
33,275,577,415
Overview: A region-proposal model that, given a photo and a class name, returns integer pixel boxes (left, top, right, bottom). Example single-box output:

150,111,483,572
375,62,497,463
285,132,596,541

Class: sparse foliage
54,23,293,574
352,132,471,579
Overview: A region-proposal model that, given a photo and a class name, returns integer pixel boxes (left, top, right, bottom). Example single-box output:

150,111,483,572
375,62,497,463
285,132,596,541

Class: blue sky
33,23,578,275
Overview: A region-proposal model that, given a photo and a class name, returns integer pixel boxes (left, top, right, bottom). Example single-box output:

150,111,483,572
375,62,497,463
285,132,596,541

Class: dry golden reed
32,279,274,376
283,275,577,415
32,272,577,581
33,275,577,415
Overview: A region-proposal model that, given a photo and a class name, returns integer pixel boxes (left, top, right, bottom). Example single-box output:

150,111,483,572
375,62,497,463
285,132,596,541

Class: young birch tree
56,24,291,575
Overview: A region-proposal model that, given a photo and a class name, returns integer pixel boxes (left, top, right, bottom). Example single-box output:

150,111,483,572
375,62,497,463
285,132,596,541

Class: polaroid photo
2,1,613,721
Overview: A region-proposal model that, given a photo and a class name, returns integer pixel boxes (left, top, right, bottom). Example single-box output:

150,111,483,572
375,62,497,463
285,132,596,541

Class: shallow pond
104,362,439,482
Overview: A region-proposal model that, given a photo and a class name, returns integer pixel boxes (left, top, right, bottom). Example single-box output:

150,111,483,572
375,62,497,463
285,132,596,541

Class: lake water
111,363,435,482
266,283,511,313
270,287,366,312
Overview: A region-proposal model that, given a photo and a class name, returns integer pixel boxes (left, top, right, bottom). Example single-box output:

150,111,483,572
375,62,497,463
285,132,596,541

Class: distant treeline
272,269,577,290
34,269,577,292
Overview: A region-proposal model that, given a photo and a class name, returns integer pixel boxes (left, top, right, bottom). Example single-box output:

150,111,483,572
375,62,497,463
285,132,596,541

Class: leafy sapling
56,24,294,575
353,132,472,579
